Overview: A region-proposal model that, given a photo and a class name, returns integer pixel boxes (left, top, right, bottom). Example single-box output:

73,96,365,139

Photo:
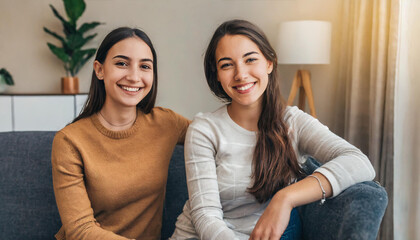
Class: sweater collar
91,110,142,139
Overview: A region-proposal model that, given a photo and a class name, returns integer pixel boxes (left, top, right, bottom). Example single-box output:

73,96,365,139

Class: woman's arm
250,107,375,239
52,131,130,240
292,106,375,196
250,172,332,239
183,119,237,240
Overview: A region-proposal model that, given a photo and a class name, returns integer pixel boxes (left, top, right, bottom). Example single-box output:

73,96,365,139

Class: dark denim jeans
280,208,302,240
297,157,388,240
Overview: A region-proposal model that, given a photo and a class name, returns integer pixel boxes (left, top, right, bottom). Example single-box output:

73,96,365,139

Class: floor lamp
276,20,332,118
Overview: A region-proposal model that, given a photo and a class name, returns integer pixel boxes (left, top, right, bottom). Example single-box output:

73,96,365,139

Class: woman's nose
126,66,141,81
234,64,248,81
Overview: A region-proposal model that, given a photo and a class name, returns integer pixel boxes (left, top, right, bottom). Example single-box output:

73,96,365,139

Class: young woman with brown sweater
51,27,190,240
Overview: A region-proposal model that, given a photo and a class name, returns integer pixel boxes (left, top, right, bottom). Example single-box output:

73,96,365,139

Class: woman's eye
116,61,128,67
220,63,232,69
246,58,257,63
140,64,152,70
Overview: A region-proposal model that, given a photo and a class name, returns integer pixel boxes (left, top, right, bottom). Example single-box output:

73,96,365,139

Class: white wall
0,0,342,130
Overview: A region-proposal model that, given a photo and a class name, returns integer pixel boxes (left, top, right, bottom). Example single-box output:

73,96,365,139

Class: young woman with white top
170,19,375,240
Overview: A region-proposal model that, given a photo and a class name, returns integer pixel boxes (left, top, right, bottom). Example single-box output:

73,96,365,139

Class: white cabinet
0,96,13,132
0,94,88,132
14,96,75,131
75,94,88,116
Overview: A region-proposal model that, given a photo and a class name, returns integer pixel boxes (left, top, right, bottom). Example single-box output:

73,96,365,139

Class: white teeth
121,86,140,92
236,83,254,91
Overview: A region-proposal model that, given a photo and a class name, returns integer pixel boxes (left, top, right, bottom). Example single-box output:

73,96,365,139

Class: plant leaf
66,33,85,50
83,33,97,44
49,4,76,37
43,27,66,43
47,43,69,63
73,48,96,75
69,50,84,71
78,22,102,34
63,0,86,25
80,48,96,64
67,32,97,51
49,4,66,24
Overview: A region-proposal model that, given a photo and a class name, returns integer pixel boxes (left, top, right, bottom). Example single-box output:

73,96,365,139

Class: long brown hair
204,19,305,203
72,27,158,123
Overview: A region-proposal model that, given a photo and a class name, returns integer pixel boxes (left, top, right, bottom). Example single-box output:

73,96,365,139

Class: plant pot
0,78,9,93
0,84,8,93
61,76,79,94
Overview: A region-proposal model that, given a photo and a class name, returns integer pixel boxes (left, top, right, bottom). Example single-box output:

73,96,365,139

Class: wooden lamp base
287,70,317,118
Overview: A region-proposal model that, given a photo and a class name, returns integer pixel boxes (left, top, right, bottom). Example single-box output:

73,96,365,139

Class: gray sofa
0,131,388,240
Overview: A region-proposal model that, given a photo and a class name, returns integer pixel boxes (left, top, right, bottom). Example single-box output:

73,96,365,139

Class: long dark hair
204,19,305,203
72,27,158,123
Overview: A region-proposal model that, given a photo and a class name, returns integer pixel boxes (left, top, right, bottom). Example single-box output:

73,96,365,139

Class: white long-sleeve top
171,105,375,240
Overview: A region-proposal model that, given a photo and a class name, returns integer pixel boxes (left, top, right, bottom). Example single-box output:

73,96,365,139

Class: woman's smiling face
215,34,273,109
94,36,154,109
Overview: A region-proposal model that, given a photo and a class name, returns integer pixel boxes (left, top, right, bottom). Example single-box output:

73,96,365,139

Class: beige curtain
334,0,400,239
394,0,420,239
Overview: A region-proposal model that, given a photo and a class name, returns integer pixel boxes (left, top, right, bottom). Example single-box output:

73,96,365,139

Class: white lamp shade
277,20,332,65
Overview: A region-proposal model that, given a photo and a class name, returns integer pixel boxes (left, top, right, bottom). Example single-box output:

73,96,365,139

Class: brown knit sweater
52,107,190,240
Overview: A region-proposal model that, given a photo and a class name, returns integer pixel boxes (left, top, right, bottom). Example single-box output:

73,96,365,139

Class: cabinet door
13,96,75,131
0,96,13,132
75,94,88,116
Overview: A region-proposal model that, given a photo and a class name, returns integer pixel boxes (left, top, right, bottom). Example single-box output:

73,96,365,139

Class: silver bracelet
307,175,326,205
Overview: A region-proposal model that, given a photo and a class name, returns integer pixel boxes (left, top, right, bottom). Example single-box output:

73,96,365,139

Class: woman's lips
233,82,256,93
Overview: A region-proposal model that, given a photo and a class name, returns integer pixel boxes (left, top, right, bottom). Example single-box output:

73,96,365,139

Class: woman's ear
267,60,274,75
93,60,104,80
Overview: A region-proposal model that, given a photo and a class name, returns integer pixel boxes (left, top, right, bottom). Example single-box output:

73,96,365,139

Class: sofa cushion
162,144,189,239
0,131,60,240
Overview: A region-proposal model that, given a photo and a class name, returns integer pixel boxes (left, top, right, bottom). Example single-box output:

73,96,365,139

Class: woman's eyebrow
217,51,259,64
140,58,153,63
217,57,231,64
243,51,259,58
112,55,130,60
112,55,153,63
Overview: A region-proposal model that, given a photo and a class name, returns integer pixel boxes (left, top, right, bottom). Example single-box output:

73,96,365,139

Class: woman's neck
227,100,262,132
97,102,137,131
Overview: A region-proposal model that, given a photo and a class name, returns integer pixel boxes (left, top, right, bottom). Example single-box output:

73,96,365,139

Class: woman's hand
249,191,293,240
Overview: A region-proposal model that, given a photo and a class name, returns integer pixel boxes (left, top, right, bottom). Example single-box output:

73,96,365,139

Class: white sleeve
289,107,376,197
184,118,237,240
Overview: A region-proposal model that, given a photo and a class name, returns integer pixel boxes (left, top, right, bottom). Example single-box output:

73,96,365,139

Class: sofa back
0,131,188,240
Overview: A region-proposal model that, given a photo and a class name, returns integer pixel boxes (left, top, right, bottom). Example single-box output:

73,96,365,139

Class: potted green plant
44,0,102,94
0,68,14,93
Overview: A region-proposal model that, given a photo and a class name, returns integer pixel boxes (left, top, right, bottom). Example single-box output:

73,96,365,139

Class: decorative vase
0,84,7,93
0,78,8,93
61,76,79,94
